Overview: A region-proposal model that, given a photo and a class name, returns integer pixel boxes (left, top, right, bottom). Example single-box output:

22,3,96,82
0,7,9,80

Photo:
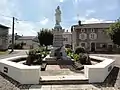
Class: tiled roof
18,36,36,40
0,24,9,29
72,23,114,28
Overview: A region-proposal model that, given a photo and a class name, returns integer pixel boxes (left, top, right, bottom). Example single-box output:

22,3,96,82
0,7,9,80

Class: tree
106,19,120,46
37,28,53,49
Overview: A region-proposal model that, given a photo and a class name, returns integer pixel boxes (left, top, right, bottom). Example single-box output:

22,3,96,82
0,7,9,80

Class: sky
0,0,119,36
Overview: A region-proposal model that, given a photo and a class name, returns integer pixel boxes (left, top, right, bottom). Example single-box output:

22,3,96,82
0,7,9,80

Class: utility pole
11,17,15,52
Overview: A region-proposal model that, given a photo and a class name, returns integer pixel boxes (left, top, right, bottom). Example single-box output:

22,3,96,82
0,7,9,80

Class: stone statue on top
55,6,61,25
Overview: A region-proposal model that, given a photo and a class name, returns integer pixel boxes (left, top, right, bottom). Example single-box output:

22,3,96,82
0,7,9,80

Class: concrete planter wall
0,55,115,84
84,56,115,83
0,55,40,84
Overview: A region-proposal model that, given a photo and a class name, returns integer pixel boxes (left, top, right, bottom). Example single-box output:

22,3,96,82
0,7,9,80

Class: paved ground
0,50,28,59
28,84,117,90
0,52,120,90
41,65,84,76
90,54,120,68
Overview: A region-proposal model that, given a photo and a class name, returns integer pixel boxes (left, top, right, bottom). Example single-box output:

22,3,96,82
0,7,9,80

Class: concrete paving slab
41,75,88,81
29,85,51,90
28,84,104,90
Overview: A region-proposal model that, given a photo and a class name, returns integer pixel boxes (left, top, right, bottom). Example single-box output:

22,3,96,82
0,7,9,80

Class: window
90,34,94,39
89,33,97,40
79,33,87,40
81,43,85,47
81,29,85,32
9,40,12,43
79,42,87,48
63,38,68,41
102,44,106,48
91,29,95,32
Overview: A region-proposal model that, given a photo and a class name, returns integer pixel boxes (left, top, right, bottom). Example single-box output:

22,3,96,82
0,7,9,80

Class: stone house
0,24,9,51
71,21,115,52
15,36,39,49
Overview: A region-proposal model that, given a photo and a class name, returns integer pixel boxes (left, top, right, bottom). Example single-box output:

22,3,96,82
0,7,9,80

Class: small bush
75,47,86,54
79,53,91,65
26,48,49,65
26,49,36,65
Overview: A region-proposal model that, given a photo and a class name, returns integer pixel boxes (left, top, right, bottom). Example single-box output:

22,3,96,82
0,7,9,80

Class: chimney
78,20,81,26
15,33,17,36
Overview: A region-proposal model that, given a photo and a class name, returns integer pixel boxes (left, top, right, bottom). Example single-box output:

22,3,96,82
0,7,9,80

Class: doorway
91,42,95,52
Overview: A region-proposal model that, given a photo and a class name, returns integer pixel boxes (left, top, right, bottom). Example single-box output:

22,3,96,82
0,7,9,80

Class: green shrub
73,54,80,61
26,49,36,65
65,48,73,55
68,52,74,59
26,48,49,65
79,53,91,65
75,47,86,54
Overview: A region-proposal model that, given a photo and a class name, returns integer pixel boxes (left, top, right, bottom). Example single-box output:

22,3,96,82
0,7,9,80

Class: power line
0,13,13,18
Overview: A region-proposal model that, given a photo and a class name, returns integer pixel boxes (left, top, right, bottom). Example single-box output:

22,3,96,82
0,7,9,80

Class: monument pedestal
50,24,67,58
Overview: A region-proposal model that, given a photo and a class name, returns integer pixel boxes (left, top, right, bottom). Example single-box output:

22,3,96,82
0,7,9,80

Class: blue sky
0,0,119,36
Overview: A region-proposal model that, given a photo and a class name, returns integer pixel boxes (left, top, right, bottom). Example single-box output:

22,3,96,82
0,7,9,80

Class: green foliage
37,28,53,47
73,54,80,61
106,19,120,46
65,48,73,55
66,47,91,65
68,52,74,59
75,46,86,54
26,49,37,65
79,53,87,64
26,48,49,65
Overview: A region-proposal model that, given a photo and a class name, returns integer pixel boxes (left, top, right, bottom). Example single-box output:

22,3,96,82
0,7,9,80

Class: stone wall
0,27,8,50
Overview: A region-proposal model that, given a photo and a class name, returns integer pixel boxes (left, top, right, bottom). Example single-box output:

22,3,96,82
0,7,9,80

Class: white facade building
63,31,72,48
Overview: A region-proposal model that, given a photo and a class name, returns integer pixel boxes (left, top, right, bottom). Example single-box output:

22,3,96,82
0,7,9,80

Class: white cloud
0,0,116,36
14,21,37,36
72,16,114,24
82,18,114,24
59,0,64,2
86,10,95,16
40,17,49,25
0,0,40,36
74,0,95,3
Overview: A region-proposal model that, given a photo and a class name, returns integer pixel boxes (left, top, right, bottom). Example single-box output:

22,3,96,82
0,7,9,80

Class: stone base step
39,75,89,85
